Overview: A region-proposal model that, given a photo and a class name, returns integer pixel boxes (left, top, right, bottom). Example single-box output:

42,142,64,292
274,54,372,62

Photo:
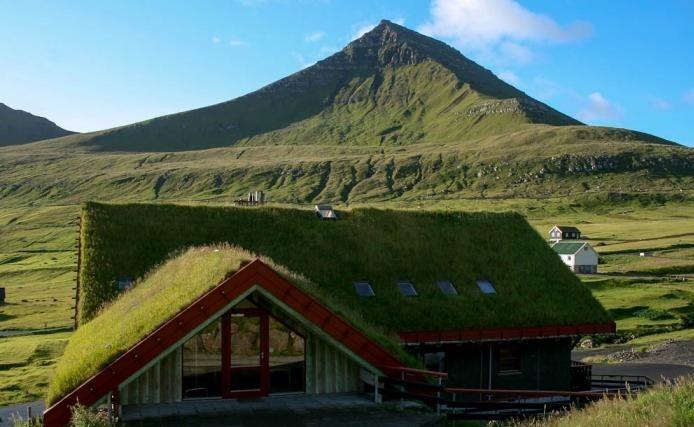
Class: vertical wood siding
120,348,182,405
305,333,360,394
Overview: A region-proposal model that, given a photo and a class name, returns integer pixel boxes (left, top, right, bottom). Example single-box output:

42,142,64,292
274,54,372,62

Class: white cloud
228,39,247,47
352,23,376,40
578,92,623,122
497,70,520,86
211,36,221,44
684,89,694,105
290,51,314,69
419,0,592,64
319,45,339,55
304,31,325,43
392,17,406,26
651,97,671,111
498,41,534,64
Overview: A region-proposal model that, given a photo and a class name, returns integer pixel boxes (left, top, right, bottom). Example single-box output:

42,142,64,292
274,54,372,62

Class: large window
268,317,305,394
182,320,222,399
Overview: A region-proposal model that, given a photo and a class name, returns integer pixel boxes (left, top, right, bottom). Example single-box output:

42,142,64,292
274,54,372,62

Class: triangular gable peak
44,260,404,427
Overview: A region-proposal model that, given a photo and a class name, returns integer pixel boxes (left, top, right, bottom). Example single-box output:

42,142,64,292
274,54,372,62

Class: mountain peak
0,102,74,147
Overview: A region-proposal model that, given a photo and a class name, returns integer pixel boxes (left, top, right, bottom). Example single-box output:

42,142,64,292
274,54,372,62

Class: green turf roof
78,202,610,332
552,242,587,255
49,245,410,405
54,202,611,406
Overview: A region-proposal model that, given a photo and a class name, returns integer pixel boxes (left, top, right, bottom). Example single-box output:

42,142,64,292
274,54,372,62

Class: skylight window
437,280,458,295
477,279,496,294
397,281,418,297
354,281,375,297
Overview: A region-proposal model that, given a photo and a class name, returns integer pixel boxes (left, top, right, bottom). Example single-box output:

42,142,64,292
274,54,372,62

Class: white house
551,242,598,274
548,225,582,243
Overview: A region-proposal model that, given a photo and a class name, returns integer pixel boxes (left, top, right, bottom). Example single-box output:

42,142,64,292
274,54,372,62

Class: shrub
70,404,112,427
10,415,41,427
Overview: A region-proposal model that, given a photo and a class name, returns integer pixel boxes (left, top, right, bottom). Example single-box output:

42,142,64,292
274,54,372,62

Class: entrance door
222,309,269,398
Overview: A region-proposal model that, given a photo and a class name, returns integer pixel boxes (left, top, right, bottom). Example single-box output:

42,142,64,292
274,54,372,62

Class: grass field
583,277,693,340
0,197,691,407
511,377,694,427
0,331,70,406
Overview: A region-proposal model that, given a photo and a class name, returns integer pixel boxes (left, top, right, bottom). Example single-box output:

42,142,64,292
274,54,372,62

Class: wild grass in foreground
504,377,693,427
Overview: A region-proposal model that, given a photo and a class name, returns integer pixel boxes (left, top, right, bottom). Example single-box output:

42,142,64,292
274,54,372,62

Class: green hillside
0,21,690,206
32,20,587,152
1,126,690,207
0,102,74,147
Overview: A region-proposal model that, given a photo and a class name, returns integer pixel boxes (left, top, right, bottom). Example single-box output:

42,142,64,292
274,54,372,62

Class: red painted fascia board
44,259,406,427
398,322,616,344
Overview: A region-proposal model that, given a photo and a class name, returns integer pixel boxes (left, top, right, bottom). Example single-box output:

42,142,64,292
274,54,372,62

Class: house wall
120,348,182,405
574,245,598,267
119,330,360,405
559,254,575,268
305,334,361,394
433,338,573,392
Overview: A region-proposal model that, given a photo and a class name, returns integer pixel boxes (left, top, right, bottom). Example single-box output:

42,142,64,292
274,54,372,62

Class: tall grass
47,246,249,405
506,377,694,427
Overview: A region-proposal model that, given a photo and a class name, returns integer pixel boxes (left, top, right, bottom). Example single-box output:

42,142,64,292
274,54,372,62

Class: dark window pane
397,281,418,297
477,279,496,294
182,320,222,399
230,315,261,391
268,317,305,394
354,281,375,297
437,280,457,295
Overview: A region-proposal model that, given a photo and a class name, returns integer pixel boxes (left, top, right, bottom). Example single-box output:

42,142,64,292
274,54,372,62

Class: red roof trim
44,260,405,427
397,322,616,344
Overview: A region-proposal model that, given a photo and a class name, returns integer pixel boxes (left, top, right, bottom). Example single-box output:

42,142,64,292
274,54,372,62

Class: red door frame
221,308,269,398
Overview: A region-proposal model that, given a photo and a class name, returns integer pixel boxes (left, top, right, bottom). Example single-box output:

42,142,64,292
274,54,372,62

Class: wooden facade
117,331,361,406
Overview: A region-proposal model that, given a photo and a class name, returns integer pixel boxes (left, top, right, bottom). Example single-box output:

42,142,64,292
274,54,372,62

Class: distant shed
314,204,337,220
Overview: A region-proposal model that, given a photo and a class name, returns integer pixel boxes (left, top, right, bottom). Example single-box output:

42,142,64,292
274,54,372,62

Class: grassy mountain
0,20,691,206
0,103,74,146
48,20,590,152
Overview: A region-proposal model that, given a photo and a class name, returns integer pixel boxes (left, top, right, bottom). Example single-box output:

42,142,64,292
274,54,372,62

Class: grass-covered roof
51,202,611,406
51,244,410,405
79,202,610,332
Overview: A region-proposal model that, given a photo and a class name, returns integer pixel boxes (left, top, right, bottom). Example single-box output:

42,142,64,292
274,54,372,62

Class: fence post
436,377,442,415
400,371,405,410
374,373,380,403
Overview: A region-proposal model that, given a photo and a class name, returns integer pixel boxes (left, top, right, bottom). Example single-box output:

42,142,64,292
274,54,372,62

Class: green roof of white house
552,242,587,255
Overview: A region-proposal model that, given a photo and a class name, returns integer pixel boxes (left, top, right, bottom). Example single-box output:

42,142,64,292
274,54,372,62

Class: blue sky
1,0,692,145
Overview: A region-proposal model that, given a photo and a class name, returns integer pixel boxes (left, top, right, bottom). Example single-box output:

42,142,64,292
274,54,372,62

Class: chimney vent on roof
315,204,337,220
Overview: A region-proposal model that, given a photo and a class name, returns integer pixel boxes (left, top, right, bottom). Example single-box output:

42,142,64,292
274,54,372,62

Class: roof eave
397,322,616,345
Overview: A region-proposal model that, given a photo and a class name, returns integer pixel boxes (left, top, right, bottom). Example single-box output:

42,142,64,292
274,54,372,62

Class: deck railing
365,364,655,420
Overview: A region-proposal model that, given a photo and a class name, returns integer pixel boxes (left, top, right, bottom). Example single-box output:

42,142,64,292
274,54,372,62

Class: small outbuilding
552,242,598,274
549,226,582,243
314,204,337,220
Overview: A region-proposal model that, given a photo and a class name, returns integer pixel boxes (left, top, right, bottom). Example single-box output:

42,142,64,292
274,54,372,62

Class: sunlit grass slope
47,246,249,405
48,245,410,405
513,377,694,427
